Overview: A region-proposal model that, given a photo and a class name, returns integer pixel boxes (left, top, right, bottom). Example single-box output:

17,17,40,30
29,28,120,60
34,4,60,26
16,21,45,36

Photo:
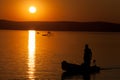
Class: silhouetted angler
83,44,92,68
93,59,96,66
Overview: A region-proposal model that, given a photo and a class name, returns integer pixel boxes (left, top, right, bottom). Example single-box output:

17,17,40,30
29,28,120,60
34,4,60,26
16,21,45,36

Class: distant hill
0,20,120,32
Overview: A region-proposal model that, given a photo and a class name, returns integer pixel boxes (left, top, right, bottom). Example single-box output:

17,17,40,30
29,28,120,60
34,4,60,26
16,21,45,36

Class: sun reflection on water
28,30,36,79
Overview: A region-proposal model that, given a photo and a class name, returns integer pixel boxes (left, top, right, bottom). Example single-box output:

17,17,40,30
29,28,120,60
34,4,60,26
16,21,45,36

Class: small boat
36,32,40,34
42,34,48,36
42,31,51,36
61,61,100,74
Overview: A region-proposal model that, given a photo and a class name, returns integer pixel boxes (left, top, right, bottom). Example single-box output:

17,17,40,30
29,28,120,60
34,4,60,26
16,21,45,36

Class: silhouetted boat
42,31,51,36
37,32,40,34
61,61,100,74
42,34,48,36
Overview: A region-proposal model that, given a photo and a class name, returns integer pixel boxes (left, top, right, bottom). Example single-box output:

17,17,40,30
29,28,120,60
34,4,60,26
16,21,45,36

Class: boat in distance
42,31,51,36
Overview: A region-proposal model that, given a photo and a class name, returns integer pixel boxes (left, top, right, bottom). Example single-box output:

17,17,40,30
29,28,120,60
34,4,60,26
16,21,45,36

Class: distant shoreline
0,20,120,32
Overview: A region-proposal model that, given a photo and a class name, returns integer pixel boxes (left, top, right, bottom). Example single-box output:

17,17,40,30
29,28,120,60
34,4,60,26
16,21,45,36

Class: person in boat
93,59,96,66
83,44,92,68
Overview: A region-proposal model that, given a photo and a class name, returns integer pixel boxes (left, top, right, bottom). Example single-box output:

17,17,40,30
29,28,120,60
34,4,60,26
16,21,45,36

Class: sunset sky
0,0,120,23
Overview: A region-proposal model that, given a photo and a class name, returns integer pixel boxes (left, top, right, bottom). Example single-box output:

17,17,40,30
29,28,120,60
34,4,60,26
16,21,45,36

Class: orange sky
0,0,120,23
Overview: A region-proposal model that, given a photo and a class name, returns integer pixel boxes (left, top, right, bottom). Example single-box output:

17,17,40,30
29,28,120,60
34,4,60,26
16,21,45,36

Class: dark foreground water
0,30,120,80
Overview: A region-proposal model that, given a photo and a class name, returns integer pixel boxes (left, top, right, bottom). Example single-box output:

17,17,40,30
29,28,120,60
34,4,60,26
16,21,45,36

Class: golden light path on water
28,30,36,79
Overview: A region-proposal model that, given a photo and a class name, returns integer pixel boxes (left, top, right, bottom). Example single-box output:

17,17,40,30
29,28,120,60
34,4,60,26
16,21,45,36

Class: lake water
0,30,120,80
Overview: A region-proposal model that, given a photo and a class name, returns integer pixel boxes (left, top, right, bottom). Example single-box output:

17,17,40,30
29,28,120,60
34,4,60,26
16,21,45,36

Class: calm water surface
0,30,120,80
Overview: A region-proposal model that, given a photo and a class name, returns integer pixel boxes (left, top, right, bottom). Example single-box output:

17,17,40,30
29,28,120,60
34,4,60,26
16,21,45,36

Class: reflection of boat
62,71,91,80
61,61,120,80
61,61,100,74
42,31,51,36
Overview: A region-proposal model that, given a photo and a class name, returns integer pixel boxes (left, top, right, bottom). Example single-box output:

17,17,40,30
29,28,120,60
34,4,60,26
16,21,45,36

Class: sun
29,6,37,14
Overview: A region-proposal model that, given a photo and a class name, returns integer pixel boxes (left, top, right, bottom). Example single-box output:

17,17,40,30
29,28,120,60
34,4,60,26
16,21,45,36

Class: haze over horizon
0,0,120,23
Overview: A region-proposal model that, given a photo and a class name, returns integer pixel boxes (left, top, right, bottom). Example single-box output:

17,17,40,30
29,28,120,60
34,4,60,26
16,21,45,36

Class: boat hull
61,61,100,74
